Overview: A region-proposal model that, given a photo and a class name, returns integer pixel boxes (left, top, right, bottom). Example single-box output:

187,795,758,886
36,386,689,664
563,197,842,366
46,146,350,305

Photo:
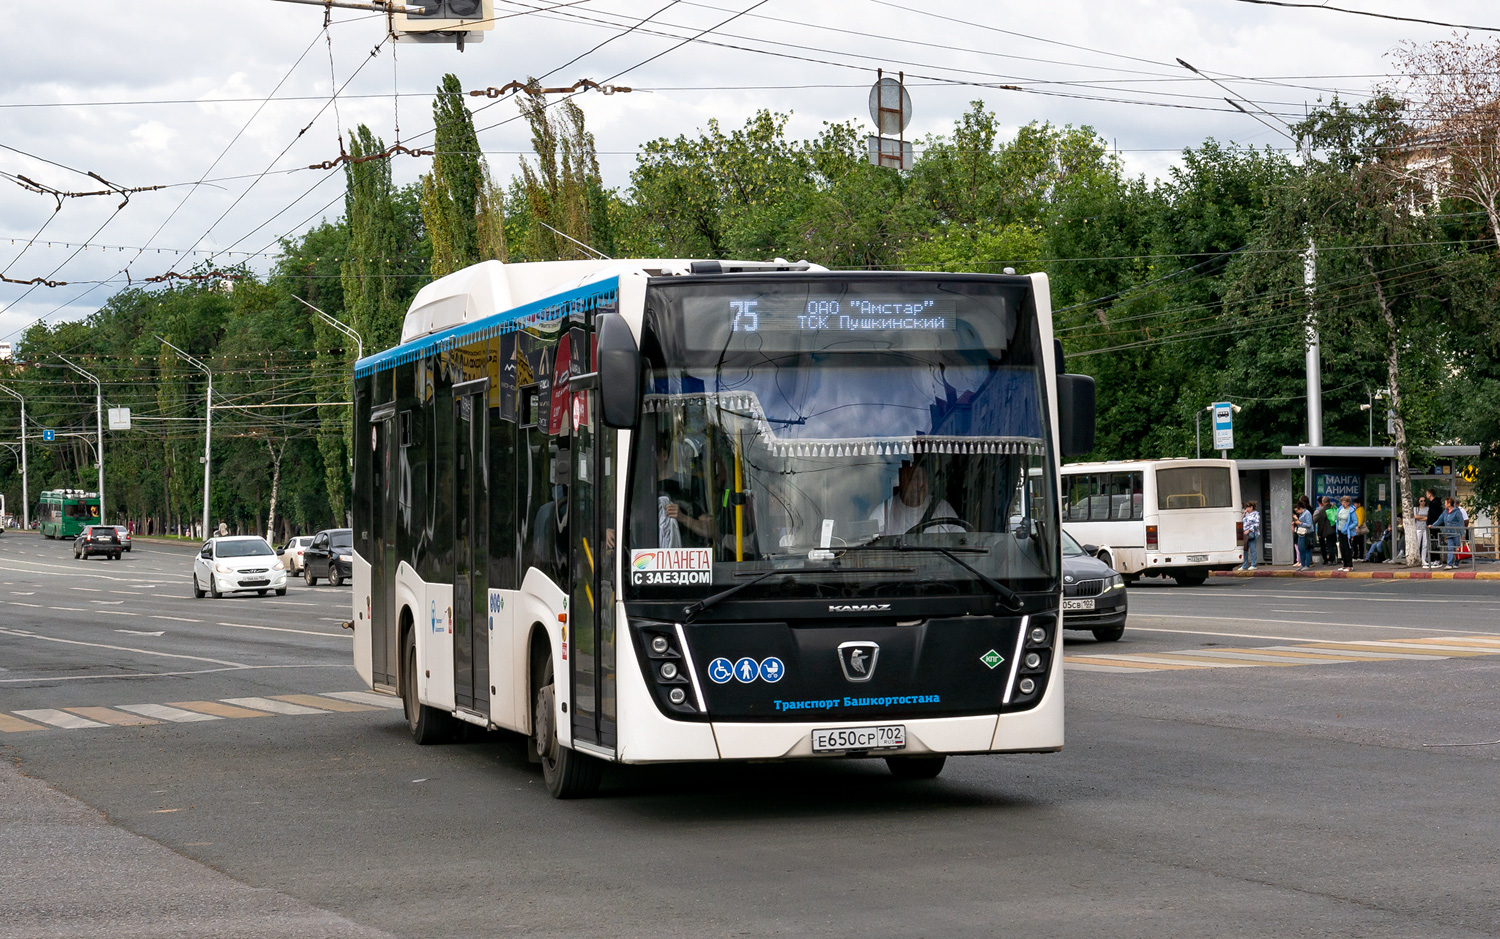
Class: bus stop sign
1212,402,1234,450
42,429,55,442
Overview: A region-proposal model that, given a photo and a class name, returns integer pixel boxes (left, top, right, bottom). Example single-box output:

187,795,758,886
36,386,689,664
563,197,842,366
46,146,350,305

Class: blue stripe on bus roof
353,276,620,379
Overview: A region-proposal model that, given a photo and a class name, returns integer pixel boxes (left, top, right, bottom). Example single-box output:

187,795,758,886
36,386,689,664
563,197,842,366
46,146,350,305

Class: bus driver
869,461,962,536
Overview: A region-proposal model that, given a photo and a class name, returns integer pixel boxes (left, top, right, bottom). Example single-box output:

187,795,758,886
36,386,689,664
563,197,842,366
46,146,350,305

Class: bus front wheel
534,656,602,798
403,629,453,745
886,755,947,780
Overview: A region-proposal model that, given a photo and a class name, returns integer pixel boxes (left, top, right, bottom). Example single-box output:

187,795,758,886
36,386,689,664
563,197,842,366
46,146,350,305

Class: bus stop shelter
1237,458,1302,565
1280,444,1480,512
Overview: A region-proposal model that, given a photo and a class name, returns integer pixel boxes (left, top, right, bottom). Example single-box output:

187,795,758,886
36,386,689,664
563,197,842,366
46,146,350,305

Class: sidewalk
1213,563,1500,581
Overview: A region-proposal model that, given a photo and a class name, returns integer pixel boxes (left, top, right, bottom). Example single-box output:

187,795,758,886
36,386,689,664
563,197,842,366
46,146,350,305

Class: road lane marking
168,700,275,719
115,629,164,636
11,601,41,607
64,707,160,726
221,696,330,715
116,703,221,723
1136,613,1500,636
323,691,403,709
215,621,349,638
273,694,375,712
0,626,246,667
150,615,201,623
1085,653,1263,668
0,713,46,732
14,709,108,729
91,600,125,605
1064,656,1204,670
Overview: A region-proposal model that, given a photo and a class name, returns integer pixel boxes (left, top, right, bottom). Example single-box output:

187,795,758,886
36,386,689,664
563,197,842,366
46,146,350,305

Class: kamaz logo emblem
828,603,891,613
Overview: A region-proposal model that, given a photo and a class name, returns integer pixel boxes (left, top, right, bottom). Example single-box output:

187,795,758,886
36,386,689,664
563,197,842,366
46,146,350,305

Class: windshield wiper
681,564,915,622
844,543,1023,610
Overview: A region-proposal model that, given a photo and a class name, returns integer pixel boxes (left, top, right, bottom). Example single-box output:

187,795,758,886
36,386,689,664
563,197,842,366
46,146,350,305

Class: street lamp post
0,384,28,529
157,336,213,541
55,355,104,523
296,296,364,360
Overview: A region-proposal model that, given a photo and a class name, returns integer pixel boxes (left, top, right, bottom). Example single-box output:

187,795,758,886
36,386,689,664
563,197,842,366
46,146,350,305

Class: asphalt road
3,534,1499,938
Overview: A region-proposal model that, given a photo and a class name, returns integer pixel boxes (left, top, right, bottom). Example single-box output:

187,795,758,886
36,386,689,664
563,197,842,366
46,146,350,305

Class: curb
1212,568,1500,581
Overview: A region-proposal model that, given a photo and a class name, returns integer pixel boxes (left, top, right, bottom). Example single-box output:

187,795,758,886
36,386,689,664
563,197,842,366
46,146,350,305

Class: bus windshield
625,276,1057,603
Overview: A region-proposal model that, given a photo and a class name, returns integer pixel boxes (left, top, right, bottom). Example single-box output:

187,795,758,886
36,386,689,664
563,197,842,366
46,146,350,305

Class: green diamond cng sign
980,649,1005,670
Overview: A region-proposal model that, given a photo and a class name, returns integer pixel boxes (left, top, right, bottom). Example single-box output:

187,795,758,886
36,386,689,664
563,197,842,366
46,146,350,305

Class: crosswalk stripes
13,709,107,730
115,703,221,723
322,690,403,709
2,691,404,733
221,696,329,716
1066,635,1500,674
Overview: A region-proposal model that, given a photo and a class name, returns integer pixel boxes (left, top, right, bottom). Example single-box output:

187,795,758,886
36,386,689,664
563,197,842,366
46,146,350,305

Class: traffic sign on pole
42,429,55,442
1212,401,1235,451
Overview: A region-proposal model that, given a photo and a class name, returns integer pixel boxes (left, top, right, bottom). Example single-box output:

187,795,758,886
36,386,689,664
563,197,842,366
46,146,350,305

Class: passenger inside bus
655,438,713,549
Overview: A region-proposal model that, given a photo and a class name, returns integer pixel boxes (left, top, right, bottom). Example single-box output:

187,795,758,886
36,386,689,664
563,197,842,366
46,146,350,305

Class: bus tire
534,656,602,799
1174,571,1208,587
403,628,454,745
1122,573,1140,586
1092,626,1125,642
193,575,205,599
886,755,947,779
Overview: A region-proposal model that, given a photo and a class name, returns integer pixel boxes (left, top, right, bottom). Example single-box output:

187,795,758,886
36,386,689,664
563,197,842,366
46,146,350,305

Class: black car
1061,530,1127,642
303,528,353,586
74,525,122,561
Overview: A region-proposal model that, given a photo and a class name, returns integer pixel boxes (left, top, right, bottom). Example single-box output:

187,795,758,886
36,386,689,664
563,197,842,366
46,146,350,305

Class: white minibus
1060,459,1242,586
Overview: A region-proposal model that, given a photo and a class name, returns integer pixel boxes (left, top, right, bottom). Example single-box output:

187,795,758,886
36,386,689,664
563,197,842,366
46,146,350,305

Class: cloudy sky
1,0,1494,343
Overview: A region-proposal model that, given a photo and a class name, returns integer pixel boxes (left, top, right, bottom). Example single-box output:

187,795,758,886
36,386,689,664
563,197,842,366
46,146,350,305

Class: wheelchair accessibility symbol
707,657,734,684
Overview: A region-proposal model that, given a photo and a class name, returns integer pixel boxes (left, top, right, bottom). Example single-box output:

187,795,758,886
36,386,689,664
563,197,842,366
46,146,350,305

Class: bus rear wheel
534,656,602,799
886,755,947,780
1174,571,1208,587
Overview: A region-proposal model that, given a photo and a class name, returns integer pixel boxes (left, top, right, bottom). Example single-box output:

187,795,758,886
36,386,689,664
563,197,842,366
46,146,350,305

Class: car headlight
338,554,351,562
1106,573,1125,590
215,563,234,574
273,561,285,571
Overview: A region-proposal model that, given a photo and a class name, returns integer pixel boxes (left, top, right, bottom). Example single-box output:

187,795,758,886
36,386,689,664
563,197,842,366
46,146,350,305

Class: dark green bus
39,489,101,539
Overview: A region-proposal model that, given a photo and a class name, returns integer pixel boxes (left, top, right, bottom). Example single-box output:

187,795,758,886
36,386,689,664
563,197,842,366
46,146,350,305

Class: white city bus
350,258,1095,797
1059,459,1242,586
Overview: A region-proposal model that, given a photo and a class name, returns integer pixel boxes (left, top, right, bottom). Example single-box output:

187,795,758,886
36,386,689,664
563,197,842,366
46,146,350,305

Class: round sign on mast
868,76,913,136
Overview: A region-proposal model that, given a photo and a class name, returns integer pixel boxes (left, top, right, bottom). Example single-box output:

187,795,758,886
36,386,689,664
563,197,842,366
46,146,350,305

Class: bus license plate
812,725,906,753
1187,554,1208,562
1062,598,1095,611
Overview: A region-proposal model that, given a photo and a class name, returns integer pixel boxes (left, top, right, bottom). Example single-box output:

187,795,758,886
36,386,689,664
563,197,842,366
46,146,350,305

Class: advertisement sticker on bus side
630,548,712,586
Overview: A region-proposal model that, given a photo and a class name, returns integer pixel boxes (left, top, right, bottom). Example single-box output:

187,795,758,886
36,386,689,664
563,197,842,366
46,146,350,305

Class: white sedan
192,536,288,598
278,535,314,574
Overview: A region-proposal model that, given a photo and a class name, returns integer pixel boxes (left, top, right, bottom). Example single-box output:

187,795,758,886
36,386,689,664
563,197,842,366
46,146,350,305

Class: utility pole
157,337,213,541
1304,238,1322,448
0,385,28,529
55,356,104,523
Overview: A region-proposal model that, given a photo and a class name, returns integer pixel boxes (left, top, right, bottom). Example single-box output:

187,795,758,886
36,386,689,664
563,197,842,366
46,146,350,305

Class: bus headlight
651,636,670,654
1018,678,1036,694
1024,652,1042,669
669,688,686,705
660,662,679,681
1029,626,1047,644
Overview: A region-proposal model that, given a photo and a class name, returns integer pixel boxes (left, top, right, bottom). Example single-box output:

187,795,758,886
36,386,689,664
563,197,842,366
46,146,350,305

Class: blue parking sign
707,657,733,684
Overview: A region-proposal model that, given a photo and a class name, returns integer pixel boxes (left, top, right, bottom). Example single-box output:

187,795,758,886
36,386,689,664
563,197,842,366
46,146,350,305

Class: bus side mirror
596,312,641,429
1057,373,1096,457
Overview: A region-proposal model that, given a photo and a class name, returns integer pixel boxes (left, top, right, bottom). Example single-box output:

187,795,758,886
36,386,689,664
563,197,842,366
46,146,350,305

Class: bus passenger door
453,381,490,716
569,339,618,750
369,412,398,690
